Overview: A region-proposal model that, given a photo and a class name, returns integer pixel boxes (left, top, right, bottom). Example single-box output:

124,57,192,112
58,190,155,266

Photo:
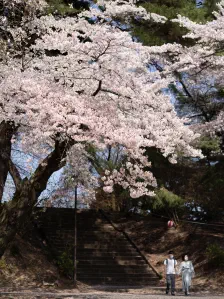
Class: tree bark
0,121,14,203
0,139,72,258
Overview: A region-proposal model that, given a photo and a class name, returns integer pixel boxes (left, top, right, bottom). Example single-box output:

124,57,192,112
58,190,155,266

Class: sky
196,0,205,8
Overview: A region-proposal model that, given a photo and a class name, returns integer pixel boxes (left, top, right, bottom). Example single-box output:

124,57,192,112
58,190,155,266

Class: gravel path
0,291,222,299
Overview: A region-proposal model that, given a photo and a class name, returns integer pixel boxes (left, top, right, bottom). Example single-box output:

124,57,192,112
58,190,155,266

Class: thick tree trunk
0,139,72,258
0,179,35,256
0,122,14,203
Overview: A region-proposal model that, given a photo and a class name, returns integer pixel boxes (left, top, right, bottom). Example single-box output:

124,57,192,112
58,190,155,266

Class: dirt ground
0,235,73,289
0,290,223,299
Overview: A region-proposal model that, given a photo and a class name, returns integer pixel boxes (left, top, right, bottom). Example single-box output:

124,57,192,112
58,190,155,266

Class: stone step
77,236,126,241
77,248,136,256
77,268,155,275
77,260,146,266
43,225,112,232
77,264,150,270
77,250,140,256
41,216,100,219
77,246,136,253
77,256,142,261
51,249,140,256
47,234,74,239
77,225,114,230
77,233,125,237
77,256,141,261
77,255,143,261
49,241,134,249
77,277,159,285
77,273,158,279
43,221,106,226
77,231,123,237
77,239,129,245
46,239,71,245
77,240,131,245
77,226,111,229
78,282,158,286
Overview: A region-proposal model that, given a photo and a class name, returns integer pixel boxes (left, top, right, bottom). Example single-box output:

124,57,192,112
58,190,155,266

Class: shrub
152,187,185,224
206,244,224,268
0,258,7,270
57,251,74,278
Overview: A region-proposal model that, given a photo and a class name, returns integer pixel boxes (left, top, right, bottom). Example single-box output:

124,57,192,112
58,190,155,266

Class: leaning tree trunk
0,139,72,258
0,121,14,203
0,179,36,256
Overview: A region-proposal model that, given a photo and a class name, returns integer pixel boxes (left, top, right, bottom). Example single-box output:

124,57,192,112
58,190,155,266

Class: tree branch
101,88,131,99
107,145,112,161
31,139,73,197
150,59,210,122
8,159,22,190
92,80,102,96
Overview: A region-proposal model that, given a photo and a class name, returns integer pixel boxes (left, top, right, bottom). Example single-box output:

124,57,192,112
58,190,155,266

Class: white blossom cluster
80,0,167,23
63,144,98,201
171,1,224,134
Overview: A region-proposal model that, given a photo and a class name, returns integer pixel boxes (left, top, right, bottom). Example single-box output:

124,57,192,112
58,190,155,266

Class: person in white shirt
164,251,177,296
178,254,195,296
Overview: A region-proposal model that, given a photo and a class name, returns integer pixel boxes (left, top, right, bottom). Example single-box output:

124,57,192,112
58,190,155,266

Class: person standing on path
164,250,177,296
178,254,195,296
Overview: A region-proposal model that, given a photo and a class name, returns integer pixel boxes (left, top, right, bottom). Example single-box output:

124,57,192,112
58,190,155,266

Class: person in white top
178,254,195,296
164,251,177,296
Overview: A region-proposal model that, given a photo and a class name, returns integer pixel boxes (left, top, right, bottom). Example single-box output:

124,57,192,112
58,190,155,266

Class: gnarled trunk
0,121,14,203
0,139,72,258
0,179,35,256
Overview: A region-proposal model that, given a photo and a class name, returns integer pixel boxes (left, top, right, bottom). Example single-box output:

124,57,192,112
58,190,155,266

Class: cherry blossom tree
0,0,48,201
0,0,209,256
173,1,224,133
1,6,201,194
168,1,224,152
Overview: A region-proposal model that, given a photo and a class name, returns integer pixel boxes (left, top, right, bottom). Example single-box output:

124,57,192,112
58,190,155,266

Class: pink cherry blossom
0,0,205,198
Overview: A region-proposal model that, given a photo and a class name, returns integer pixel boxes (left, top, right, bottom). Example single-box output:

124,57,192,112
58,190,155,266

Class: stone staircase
37,208,159,286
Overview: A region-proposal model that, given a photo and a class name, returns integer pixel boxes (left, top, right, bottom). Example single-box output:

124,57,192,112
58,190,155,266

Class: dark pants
166,274,175,293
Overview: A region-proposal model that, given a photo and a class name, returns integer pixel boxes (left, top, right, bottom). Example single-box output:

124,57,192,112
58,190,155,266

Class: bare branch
8,159,22,190
30,139,73,197
92,80,102,96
